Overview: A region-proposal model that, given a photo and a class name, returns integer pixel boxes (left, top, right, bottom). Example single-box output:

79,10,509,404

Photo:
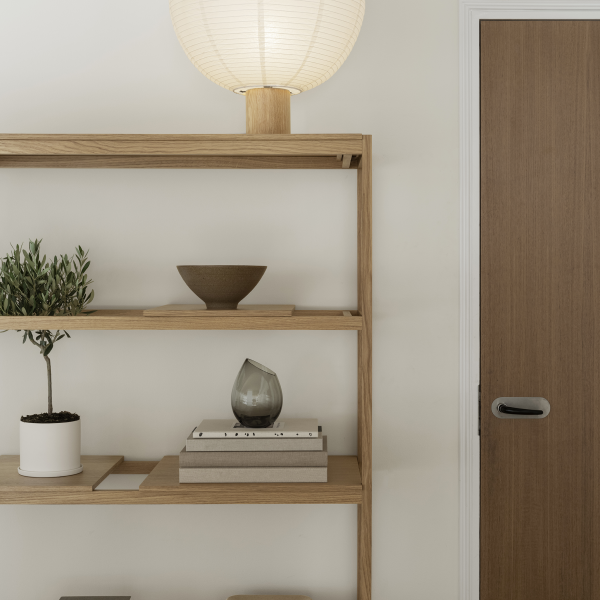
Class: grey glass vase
231,359,283,428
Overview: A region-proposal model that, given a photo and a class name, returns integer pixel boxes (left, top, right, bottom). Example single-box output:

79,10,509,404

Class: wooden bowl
176,265,267,310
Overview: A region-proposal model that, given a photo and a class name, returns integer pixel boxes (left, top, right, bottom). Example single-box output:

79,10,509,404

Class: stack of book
180,418,327,483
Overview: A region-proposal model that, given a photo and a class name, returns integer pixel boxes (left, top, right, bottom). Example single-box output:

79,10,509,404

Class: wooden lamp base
246,88,291,134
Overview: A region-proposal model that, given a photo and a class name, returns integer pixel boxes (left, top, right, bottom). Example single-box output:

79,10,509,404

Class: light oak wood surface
0,134,362,140
246,88,291,135
357,135,373,600
0,134,363,157
0,310,362,331
139,455,362,504
0,455,362,505
0,155,361,169
0,455,123,492
112,461,158,475
143,304,296,317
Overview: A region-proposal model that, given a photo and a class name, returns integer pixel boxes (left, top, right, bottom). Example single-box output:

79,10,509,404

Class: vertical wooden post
357,135,372,600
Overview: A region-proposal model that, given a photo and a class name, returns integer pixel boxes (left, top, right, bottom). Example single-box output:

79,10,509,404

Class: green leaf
0,241,93,349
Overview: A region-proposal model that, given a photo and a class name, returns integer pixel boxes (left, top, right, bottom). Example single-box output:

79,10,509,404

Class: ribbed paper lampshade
169,0,365,95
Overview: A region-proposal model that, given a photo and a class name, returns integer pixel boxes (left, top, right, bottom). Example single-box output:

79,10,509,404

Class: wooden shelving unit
0,133,372,600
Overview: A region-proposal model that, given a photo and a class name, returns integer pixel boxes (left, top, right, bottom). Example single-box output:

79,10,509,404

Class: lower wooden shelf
0,455,363,505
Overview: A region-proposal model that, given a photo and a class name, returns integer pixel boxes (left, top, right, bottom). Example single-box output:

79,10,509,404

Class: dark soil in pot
21,411,80,423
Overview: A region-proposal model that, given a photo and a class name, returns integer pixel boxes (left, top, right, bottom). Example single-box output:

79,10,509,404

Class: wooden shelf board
0,155,361,170
112,461,159,475
0,455,362,505
0,134,363,142
139,455,362,504
0,310,362,331
0,134,363,157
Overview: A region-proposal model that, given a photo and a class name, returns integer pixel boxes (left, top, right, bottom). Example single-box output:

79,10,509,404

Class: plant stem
44,353,52,415
41,331,54,415
26,330,54,415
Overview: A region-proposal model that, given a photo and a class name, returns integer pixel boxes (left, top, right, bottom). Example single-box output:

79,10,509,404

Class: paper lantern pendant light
169,0,366,134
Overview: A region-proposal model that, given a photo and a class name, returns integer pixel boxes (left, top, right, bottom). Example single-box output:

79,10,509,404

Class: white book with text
192,418,319,439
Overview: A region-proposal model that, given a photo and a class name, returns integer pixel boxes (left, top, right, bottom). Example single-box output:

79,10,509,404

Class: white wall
0,2,459,599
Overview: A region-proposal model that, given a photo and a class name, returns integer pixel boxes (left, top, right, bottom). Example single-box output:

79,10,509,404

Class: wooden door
480,21,600,600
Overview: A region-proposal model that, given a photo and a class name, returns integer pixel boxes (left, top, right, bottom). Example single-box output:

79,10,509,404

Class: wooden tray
143,304,295,317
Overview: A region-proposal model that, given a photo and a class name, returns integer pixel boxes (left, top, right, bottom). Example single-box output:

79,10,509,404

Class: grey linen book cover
180,437,328,467
60,597,131,599
179,466,327,483
186,430,324,452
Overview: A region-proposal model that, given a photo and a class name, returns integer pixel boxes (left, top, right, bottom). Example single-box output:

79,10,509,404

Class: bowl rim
176,265,267,269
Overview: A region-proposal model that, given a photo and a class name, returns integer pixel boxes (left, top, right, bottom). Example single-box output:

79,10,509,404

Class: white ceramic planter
19,419,82,477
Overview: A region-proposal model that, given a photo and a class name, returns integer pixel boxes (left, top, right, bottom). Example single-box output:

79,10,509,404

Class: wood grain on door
481,20,600,600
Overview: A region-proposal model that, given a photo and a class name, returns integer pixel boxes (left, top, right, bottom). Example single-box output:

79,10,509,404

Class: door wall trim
459,3,600,600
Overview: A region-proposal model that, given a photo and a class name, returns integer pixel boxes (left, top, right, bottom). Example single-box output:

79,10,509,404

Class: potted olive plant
0,240,94,477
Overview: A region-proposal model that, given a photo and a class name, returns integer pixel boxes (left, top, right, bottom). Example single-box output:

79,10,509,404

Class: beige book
192,418,319,438
179,466,327,483
186,430,324,452
180,437,328,468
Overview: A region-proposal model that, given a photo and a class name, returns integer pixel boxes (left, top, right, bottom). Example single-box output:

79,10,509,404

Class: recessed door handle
491,397,550,419
497,403,543,416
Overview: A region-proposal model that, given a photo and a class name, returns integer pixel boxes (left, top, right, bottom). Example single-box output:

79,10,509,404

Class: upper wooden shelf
0,309,362,331
0,455,363,505
0,134,365,169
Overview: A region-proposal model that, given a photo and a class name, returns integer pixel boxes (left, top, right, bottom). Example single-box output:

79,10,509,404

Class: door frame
459,3,600,600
